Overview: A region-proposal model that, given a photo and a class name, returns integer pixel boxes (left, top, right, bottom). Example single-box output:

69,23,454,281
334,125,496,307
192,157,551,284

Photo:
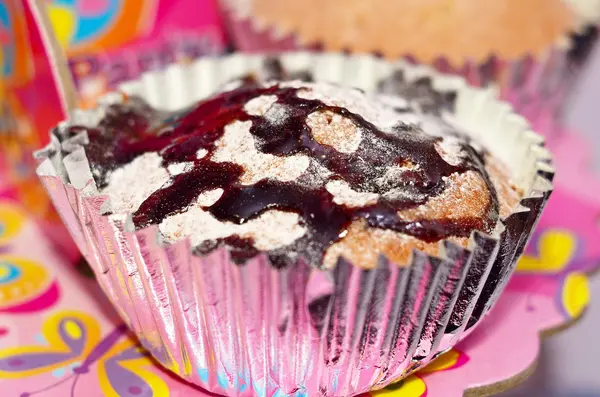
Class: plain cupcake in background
220,0,600,131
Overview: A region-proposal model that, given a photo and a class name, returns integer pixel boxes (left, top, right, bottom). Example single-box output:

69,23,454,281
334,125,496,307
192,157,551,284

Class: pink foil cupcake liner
219,2,600,137
35,53,553,396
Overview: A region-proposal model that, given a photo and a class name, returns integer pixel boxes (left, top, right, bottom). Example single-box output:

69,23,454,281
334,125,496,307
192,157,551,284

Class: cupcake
36,53,553,396
220,0,600,132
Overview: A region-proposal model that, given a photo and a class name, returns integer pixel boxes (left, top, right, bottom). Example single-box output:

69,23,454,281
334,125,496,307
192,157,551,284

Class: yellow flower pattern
516,230,590,320
0,203,25,245
371,350,467,397
517,230,576,273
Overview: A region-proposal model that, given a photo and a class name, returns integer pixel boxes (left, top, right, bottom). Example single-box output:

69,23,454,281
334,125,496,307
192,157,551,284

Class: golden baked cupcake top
236,0,576,65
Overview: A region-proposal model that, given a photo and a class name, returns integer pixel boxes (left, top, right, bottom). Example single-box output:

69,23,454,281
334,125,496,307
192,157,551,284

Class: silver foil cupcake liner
219,0,600,136
35,53,554,397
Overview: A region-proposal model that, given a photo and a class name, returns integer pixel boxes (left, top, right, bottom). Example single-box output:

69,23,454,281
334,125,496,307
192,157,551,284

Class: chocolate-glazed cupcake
79,76,521,271
36,53,553,397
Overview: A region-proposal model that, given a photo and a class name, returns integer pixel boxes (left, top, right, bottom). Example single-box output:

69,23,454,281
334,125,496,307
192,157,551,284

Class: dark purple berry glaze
66,63,500,268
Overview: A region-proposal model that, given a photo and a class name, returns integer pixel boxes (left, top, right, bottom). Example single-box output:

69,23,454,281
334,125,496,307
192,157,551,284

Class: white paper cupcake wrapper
35,52,554,397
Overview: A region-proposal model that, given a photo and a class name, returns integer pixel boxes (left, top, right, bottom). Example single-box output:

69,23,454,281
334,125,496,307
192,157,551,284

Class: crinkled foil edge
35,52,554,397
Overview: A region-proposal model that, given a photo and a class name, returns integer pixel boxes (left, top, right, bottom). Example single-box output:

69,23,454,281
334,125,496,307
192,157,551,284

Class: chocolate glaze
72,73,499,268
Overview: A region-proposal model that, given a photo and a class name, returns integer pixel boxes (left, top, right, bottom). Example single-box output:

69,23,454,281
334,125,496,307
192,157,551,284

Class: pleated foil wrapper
219,0,600,136
35,53,554,397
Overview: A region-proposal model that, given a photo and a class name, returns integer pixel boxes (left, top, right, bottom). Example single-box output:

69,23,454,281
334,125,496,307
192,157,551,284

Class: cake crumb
323,220,440,269
306,110,362,153
397,171,490,227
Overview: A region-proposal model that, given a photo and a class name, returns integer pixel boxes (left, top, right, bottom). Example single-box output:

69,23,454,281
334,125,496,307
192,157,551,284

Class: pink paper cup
35,53,554,396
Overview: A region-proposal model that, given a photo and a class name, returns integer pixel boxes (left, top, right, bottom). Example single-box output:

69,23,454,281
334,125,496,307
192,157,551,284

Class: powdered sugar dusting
376,94,411,110
377,163,418,184
102,152,170,213
244,95,277,116
244,211,306,250
326,180,379,207
212,120,310,184
292,82,404,132
197,188,224,207
263,103,290,125
160,208,306,250
435,137,465,166
168,162,194,176
288,81,467,151
196,148,208,159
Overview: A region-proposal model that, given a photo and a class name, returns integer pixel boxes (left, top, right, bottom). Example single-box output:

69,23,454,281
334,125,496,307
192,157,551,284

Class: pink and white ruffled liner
35,53,553,396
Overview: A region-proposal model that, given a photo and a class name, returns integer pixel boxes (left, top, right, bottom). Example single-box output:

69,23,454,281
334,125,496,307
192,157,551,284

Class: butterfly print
0,310,168,396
